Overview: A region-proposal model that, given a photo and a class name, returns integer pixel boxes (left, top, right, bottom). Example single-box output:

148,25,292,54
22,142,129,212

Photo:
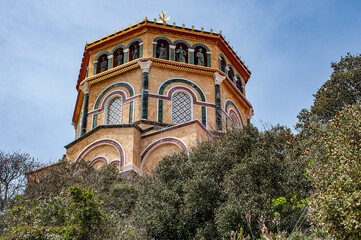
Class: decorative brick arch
191,43,210,52
95,51,111,61
89,157,108,167
225,100,244,126
109,160,121,166
126,38,143,48
173,39,191,48
141,137,189,169
76,139,125,167
92,82,135,128
153,36,172,45
157,78,207,127
111,45,126,55
228,108,241,129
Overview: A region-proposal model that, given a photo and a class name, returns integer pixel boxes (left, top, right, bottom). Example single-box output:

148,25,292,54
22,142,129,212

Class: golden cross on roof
158,11,170,24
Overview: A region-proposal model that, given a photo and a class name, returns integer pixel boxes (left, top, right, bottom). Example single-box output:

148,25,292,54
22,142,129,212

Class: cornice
80,57,223,87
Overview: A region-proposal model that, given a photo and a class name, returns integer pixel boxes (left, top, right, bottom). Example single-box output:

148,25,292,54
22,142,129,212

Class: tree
297,53,361,135
308,103,361,239
0,151,40,210
130,125,311,239
3,185,113,240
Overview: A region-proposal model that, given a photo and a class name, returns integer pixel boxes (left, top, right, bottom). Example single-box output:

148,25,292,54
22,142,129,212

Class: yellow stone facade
65,19,253,175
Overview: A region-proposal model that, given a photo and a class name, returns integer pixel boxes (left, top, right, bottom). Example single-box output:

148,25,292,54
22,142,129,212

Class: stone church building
64,18,253,175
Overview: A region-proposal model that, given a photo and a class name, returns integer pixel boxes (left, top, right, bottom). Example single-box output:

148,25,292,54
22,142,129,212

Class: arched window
113,48,124,67
219,56,226,73
175,43,188,63
129,41,140,61
156,39,169,60
227,66,234,82
97,54,108,73
236,76,244,94
194,46,207,66
106,97,123,124
172,92,192,124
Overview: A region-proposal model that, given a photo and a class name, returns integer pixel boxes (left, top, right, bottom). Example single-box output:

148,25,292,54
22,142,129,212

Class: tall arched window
219,56,226,73
97,54,108,74
106,97,123,124
172,92,192,124
227,66,235,82
236,76,245,94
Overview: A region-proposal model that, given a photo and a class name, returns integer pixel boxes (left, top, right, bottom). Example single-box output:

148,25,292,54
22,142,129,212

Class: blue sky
0,0,360,163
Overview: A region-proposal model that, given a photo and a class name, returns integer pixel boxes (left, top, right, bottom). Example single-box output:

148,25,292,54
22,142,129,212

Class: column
207,51,212,67
188,48,195,64
123,48,129,63
80,82,90,136
139,42,144,58
170,45,176,61
107,54,113,69
93,60,98,75
218,56,222,71
138,61,152,119
225,66,230,79
152,42,157,57
214,72,226,131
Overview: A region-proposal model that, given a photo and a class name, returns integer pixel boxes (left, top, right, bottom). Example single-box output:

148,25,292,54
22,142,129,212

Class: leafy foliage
130,125,311,239
308,103,361,239
2,185,112,240
297,53,361,135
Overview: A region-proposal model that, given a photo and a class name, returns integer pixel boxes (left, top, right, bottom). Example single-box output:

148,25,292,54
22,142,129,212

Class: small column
138,61,152,119
107,54,113,69
207,51,212,67
188,48,195,64
170,45,176,61
93,60,98,75
214,72,226,131
139,42,144,58
80,82,90,136
123,48,129,63
218,56,222,71
225,66,230,79
152,41,157,57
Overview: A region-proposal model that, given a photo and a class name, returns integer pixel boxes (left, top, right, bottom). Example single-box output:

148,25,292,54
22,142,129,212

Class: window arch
175,42,188,63
128,41,141,61
156,39,170,60
194,46,207,66
106,96,123,124
97,54,108,73
236,75,245,94
112,47,124,67
171,91,192,124
227,65,235,82
219,55,227,73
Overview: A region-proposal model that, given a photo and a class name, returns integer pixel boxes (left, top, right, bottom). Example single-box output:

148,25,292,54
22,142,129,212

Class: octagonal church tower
65,17,254,175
